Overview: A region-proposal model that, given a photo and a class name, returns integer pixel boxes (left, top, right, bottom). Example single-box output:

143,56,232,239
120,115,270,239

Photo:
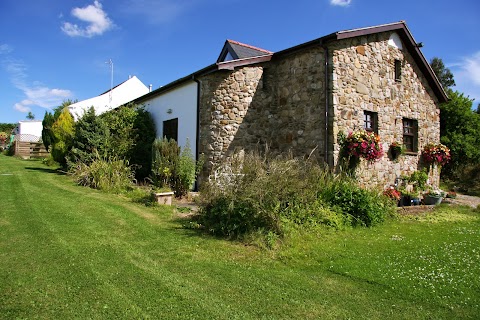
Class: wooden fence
13,141,49,159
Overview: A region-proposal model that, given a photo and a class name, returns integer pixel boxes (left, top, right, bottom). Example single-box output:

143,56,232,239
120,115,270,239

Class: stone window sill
404,151,418,156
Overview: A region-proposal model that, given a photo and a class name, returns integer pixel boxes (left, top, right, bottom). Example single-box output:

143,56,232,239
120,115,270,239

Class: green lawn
1,155,479,319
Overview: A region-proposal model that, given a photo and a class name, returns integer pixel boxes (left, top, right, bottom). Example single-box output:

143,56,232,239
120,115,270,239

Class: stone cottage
134,21,448,189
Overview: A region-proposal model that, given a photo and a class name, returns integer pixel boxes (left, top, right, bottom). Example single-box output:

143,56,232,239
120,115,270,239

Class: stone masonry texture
198,31,441,189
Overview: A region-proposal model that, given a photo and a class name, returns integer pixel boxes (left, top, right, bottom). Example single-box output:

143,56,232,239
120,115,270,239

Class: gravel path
445,194,480,208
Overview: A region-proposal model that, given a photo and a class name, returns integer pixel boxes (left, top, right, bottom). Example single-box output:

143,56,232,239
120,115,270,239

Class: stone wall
197,31,441,189
198,47,326,181
330,32,441,188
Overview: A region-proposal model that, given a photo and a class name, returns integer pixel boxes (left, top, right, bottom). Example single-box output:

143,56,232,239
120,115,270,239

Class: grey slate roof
217,40,272,62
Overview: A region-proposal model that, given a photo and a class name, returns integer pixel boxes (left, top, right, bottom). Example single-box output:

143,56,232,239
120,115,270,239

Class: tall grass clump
151,137,179,188
195,150,396,242
70,154,135,193
151,138,203,197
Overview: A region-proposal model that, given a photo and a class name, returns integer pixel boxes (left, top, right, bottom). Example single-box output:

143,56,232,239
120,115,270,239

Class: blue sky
1,0,479,124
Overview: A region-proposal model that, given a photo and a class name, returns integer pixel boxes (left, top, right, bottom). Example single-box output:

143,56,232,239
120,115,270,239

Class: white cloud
330,0,352,6
462,52,480,87
61,0,114,38
121,0,186,24
2,56,73,114
14,100,34,113
0,44,13,54
452,51,480,104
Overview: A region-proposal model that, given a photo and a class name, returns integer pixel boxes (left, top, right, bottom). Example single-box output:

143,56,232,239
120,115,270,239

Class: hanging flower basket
341,130,383,164
421,143,450,166
389,141,405,161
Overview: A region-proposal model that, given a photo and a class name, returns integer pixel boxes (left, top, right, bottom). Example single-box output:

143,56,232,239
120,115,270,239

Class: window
364,111,378,134
394,59,402,82
163,118,178,142
402,118,418,152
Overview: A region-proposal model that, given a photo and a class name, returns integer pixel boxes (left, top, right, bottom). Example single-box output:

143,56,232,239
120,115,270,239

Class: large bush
41,111,55,152
320,179,391,227
68,104,156,180
69,107,111,165
51,107,75,167
195,151,395,240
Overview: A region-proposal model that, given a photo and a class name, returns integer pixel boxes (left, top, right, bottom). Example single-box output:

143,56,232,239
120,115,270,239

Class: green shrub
130,108,156,180
70,154,135,193
320,179,393,227
151,138,204,198
100,104,156,181
196,150,396,242
42,155,59,167
126,187,158,207
172,139,203,197
41,111,55,152
66,104,156,181
69,107,111,165
151,137,180,188
51,107,75,167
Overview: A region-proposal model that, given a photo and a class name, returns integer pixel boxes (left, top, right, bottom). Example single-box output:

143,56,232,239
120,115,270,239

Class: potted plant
339,130,383,164
383,186,401,206
408,169,428,191
421,143,451,167
410,192,421,206
398,187,414,206
423,189,445,205
389,141,405,161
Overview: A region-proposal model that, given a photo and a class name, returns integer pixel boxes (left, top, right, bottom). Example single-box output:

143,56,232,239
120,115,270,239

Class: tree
440,89,480,177
51,107,75,167
41,111,55,151
430,57,455,90
0,123,15,133
66,104,156,180
53,99,76,119
100,104,156,180
69,107,110,165
26,112,35,120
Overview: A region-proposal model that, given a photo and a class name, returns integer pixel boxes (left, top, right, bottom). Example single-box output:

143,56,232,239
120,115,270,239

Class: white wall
17,121,43,141
143,81,198,157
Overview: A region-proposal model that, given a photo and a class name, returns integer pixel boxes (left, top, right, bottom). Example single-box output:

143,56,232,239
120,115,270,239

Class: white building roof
68,76,150,121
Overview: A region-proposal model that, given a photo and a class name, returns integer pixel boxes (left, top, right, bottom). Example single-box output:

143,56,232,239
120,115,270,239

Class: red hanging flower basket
421,143,450,166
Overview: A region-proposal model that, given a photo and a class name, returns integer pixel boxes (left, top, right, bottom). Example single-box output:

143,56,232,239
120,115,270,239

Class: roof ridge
98,76,138,96
226,39,273,54
336,20,406,35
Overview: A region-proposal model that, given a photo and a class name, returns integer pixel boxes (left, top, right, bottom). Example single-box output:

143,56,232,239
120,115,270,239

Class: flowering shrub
342,130,383,163
0,132,8,144
383,187,401,201
421,143,451,166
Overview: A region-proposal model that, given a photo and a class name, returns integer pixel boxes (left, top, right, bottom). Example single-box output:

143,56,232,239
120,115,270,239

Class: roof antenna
105,59,113,107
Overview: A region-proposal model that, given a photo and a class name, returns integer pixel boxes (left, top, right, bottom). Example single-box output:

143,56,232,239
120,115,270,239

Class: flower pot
400,196,411,207
155,191,174,205
424,195,443,205
411,198,421,206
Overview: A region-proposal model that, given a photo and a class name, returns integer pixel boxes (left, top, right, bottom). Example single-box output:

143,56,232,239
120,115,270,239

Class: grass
1,155,479,319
